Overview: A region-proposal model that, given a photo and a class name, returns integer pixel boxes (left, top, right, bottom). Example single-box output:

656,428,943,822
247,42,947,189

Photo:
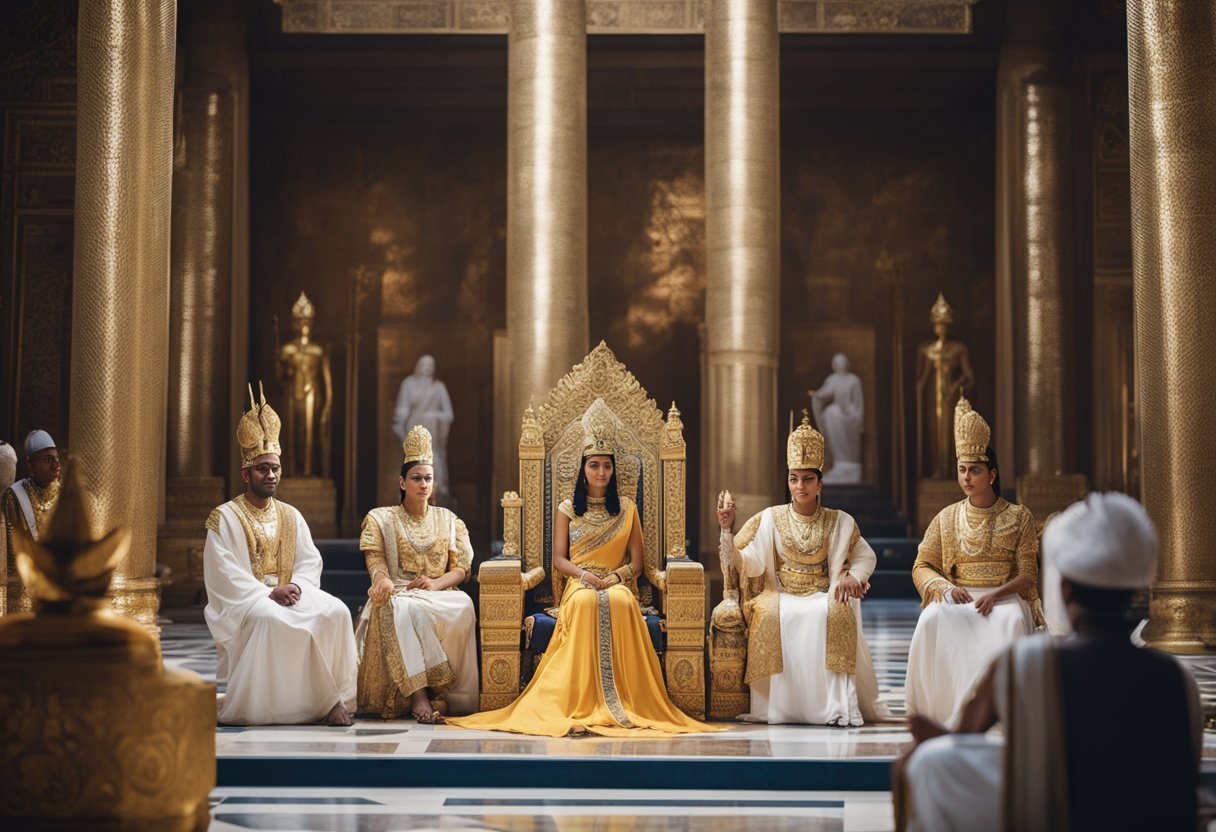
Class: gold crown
582,424,617,458
930,292,954,326
402,424,434,466
237,382,282,467
787,410,825,471
954,395,991,462
292,290,315,320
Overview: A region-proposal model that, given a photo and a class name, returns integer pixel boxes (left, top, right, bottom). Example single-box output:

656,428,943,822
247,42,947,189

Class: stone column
1129,3,1216,654
70,0,177,630
703,0,780,547
505,0,589,432
162,0,250,606
995,0,1087,522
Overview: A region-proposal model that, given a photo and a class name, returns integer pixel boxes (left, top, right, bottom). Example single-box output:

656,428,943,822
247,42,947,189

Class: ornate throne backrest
501,342,687,612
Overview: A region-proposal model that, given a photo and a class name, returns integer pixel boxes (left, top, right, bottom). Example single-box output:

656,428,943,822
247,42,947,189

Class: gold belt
779,563,830,596
953,560,1011,587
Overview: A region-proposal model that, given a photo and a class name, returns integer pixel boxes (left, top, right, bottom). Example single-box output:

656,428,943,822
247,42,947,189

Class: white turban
24,430,56,456
1043,492,1158,590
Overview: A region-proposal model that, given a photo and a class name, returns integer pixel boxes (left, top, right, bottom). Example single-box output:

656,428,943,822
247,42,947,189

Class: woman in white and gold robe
355,426,477,720
904,397,1041,727
718,415,879,726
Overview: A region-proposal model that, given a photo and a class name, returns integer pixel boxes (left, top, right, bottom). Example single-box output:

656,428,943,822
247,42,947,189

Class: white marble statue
811,353,864,484
391,355,454,499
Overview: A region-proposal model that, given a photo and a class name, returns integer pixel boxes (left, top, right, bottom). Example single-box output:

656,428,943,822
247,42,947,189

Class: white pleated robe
203,500,358,725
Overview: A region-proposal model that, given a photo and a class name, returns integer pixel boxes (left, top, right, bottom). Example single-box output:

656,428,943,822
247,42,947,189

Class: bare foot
411,690,440,724
322,702,352,726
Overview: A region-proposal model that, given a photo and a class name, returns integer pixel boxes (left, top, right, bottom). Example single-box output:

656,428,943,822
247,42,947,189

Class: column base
276,477,338,538
916,479,962,535
108,576,162,637
1015,473,1088,531
1143,582,1216,655
161,475,227,609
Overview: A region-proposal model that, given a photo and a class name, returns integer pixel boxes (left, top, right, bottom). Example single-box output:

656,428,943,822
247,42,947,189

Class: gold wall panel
1128,3,1216,653
279,0,974,34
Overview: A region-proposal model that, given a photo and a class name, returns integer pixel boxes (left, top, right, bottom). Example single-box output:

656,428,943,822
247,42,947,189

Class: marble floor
160,600,1216,831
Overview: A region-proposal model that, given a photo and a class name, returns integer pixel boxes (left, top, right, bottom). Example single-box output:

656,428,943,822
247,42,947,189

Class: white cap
24,430,56,457
1042,492,1158,591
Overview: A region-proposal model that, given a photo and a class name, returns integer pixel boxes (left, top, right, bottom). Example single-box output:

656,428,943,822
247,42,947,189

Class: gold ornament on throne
0,460,215,826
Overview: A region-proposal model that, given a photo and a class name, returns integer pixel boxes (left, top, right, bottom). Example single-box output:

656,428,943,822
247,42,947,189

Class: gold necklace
235,495,280,577
26,479,60,530
784,505,827,555
398,504,439,553
958,500,998,557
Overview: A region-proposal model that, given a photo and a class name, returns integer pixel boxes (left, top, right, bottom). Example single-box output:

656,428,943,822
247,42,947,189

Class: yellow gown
448,496,720,737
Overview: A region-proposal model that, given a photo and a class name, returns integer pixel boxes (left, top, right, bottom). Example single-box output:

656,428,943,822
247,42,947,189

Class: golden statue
916,293,975,480
277,291,333,478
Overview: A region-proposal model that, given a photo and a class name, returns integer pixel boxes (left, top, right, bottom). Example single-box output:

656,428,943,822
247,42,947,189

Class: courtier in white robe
721,505,879,726
902,634,1203,832
904,497,1041,727
354,504,478,716
204,497,358,725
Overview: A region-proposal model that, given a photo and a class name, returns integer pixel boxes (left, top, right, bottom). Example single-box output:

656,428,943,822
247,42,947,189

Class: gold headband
582,425,616,458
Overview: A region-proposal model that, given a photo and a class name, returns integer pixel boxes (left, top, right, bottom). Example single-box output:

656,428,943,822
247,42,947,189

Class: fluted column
994,0,1088,523
1130,3,1216,653
505,0,589,430
703,0,780,547
71,0,176,630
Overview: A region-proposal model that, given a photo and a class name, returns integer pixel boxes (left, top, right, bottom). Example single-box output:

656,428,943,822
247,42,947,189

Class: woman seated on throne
449,426,718,737
717,414,880,726
354,426,479,722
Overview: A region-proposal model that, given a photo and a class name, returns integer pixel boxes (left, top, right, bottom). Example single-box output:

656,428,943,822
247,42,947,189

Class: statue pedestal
1016,473,1088,531
917,478,961,535
159,475,226,608
277,477,338,538
823,460,862,484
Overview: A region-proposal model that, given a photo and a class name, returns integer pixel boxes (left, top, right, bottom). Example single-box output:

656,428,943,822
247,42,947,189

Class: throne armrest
661,557,705,718
477,558,524,710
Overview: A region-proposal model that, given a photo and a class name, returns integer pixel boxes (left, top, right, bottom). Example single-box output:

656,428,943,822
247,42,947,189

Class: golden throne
707,525,766,719
477,342,706,716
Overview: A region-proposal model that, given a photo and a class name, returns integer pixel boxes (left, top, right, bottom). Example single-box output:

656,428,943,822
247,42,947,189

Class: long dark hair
399,460,429,504
572,456,621,517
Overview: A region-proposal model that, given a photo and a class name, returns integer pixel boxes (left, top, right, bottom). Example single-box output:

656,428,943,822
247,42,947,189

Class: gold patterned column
996,0,1087,522
1129,3,1216,653
70,0,176,630
703,0,780,547
505,0,589,433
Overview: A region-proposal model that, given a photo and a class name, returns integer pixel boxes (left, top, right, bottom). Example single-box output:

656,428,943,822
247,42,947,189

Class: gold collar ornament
582,424,616,458
402,424,434,465
954,395,991,462
787,410,825,470
237,382,282,468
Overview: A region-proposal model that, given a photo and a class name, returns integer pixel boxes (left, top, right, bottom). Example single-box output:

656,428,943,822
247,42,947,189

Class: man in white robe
203,386,357,726
894,493,1204,832
717,415,880,726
